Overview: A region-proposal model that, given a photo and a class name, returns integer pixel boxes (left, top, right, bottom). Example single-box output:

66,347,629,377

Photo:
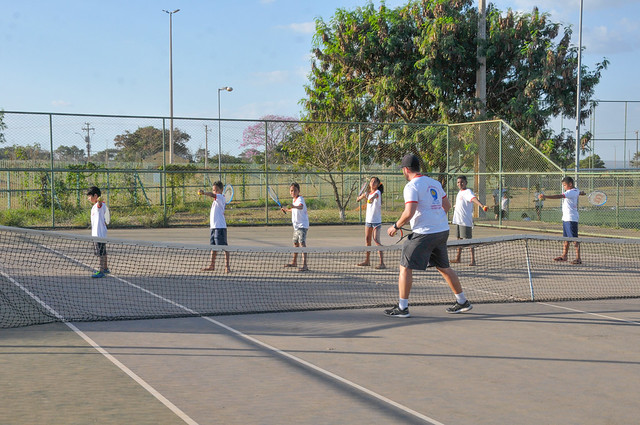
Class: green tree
282,122,361,221
0,110,6,144
113,126,191,162
303,1,608,170
54,145,86,163
579,154,605,169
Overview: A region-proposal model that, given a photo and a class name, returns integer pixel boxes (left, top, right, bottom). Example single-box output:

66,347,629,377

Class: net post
525,238,535,301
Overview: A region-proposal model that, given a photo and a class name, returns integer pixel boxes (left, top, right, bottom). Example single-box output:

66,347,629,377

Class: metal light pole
574,0,583,182
217,86,233,180
163,9,180,164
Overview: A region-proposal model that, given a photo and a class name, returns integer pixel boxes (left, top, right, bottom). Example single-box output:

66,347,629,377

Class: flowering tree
240,115,300,163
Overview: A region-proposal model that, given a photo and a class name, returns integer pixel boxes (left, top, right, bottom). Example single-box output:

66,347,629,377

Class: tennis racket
267,186,286,214
358,180,369,197
394,226,412,244
223,184,234,204
588,190,607,206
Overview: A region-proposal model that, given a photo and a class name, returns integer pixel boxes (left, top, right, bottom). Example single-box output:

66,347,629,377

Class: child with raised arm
281,182,309,272
451,175,488,266
87,186,109,278
539,176,585,264
198,181,230,273
355,176,386,269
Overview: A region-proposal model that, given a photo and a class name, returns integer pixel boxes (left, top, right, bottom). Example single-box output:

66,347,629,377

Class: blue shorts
562,221,579,238
210,228,228,245
365,222,381,228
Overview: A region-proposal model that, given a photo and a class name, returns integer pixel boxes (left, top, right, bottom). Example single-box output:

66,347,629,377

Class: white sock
399,298,409,310
455,292,467,304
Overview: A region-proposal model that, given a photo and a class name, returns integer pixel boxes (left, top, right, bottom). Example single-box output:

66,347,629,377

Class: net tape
1,225,639,328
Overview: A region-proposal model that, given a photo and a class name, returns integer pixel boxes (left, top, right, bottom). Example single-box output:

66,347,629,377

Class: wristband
393,223,399,230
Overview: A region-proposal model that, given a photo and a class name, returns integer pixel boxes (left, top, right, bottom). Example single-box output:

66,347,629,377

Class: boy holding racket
385,154,472,317
87,186,109,278
355,176,386,269
281,182,309,272
539,176,585,264
451,175,488,266
198,181,230,273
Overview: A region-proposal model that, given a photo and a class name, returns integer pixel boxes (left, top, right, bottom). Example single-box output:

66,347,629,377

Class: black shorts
456,225,472,239
93,242,107,257
210,228,228,245
400,230,450,270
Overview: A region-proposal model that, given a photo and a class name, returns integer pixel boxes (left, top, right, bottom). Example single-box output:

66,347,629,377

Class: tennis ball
482,206,488,212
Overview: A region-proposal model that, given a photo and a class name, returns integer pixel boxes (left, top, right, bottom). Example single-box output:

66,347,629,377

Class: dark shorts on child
210,228,228,245
93,242,107,257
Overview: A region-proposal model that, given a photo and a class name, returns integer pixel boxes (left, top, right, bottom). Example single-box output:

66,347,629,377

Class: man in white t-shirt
385,154,472,318
198,181,230,273
539,176,585,264
451,175,488,266
281,182,309,272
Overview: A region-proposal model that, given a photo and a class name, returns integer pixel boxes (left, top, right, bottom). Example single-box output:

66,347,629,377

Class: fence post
498,121,503,226
7,171,10,209
525,238,535,301
265,121,269,225
162,118,167,225
49,114,55,229
358,123,362,223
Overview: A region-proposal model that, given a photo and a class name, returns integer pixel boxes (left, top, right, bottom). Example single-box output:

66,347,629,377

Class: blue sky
2,0,640,164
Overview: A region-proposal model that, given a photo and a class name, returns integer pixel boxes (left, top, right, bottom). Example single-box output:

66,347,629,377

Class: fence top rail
2,110,449,128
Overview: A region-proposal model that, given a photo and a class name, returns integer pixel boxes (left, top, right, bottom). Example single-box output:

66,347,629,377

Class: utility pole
81,122,95,161
204,124,212,169
636,130,640,168
475,0,487,214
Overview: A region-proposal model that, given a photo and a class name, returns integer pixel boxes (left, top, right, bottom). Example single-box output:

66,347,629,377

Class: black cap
400,153,420,170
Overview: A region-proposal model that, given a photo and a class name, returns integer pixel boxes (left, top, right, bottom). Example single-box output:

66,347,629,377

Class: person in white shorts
281,182,309,272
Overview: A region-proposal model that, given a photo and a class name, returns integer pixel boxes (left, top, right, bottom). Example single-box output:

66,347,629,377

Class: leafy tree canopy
303,0,608,166
113,126,191,162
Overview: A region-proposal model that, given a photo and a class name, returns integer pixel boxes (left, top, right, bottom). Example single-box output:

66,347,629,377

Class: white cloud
51,100,71,107
277,22,315,34
252,70,290,84
584,19,640,55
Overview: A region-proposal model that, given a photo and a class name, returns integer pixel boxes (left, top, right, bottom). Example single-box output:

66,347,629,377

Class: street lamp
217,86,233,179
163,8,180,164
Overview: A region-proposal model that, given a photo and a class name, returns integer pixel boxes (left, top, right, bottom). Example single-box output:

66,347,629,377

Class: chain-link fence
1,111,638,237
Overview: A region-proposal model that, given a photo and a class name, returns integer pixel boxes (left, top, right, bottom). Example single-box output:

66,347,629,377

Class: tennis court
1,225,639,425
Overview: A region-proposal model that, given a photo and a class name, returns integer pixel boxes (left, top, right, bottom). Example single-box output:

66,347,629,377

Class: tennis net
1,225,639,328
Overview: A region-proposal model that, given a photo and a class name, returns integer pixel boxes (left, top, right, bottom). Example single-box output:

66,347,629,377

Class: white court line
0,269,199,425
537,302,640,325
8,246,447,425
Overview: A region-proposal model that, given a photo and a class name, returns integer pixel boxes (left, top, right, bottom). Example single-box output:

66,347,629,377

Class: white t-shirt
209,194,227,229
365,190,382,224
452,188,477,227
501,196,509,211
562,188,580,222
291,195,309,229
403,175,449,235
91,202,108,238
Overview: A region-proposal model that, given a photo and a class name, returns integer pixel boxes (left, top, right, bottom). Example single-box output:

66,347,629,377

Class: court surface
2,225,639,425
